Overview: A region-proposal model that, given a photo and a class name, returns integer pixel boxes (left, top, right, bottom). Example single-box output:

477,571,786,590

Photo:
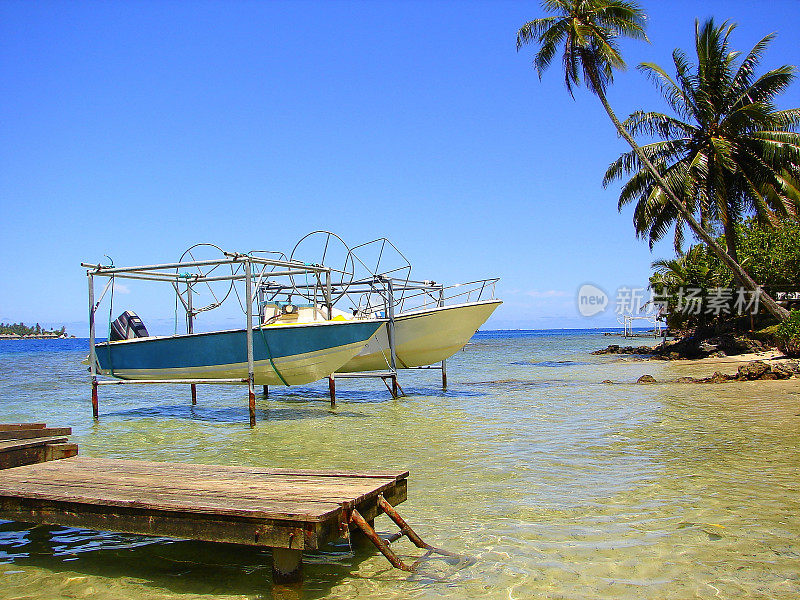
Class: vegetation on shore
517,1,800,323
0,322,67,337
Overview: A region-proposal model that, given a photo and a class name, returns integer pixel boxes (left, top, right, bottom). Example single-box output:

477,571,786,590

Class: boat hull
94,320,384,386
337,300,501,373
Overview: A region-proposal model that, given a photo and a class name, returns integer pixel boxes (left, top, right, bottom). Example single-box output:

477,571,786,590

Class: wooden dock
0,423,421,584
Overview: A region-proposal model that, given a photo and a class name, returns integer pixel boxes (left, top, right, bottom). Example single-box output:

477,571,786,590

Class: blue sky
2,0,799,333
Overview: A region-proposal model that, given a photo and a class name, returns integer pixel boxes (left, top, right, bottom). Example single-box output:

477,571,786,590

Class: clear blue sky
2,1,799,332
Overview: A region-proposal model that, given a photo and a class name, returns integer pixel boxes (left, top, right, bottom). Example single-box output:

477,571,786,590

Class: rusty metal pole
328,376,336,407
439,288,447,390
88,272,99,419
245,260,256,427
377,495,430,550
91,380,99,419
349,509,414,572
188,283,197,406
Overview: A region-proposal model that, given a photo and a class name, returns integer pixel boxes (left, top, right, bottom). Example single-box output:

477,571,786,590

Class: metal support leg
272,547,303,584
328,375,336,407
91,378,99,419
349,509,414,572
248,376,256,428
191,384,197,405
391,375,398,398
441,360,447,389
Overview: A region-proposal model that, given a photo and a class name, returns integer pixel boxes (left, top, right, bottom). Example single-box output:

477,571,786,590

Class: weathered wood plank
32,456,408,481
43,443,79,462
0,453,409,550
0,446,47,471
0,423,46,431
0,427,72,441
0,473,399,508
0,496,322,549
0,481,345,521
0,437,70,455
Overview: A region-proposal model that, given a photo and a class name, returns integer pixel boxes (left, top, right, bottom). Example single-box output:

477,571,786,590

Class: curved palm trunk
586,68,789,321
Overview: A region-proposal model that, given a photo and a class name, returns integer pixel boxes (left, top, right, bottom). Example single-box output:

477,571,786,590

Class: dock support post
88,272,99,420
245,259,256,428
248,378,256,427
438,288,447,390
272,548,303,584
91,379,99,419
188,285,197,405
328,376,336,407
263,385,269,398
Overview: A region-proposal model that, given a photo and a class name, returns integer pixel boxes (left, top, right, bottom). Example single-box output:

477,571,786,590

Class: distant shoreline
0,334,72,340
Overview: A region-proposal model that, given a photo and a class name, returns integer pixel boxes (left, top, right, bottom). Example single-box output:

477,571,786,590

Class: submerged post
271,548,303,584
328,375,336,407
88,273,99,419
245,259,256,427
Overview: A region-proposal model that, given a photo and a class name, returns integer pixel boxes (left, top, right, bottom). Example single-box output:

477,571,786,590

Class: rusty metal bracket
347,494,467,573
349,508,415,571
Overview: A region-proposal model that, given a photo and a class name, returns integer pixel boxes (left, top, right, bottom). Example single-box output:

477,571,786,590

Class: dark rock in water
601,379,614,384
676,376,696,383
709,350,727,358
592,344,656,356
737,361,770,380
709,371,731,384
761,372,779,380
637,374,657,384
771,363,796,379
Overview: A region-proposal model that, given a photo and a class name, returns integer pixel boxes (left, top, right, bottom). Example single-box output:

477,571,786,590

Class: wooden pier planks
0,423,78,470
0,456,408,550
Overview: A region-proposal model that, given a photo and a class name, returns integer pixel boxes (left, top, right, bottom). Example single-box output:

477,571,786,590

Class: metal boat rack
255,231,498,401
83,233,499,422
83,251,336,426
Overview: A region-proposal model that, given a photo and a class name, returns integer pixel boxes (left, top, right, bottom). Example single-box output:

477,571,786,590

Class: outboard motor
110,311,150,341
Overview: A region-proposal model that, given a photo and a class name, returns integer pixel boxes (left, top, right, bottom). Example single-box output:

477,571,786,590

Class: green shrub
776,310,800,357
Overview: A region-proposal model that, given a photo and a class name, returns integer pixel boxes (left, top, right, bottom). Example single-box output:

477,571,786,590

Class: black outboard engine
109,311,150,341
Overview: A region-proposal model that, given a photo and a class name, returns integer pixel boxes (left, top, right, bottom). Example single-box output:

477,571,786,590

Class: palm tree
517,1,790,319
604,19,800,264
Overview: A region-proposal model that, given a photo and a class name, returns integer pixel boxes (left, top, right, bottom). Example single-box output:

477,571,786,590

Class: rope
257,324,290,386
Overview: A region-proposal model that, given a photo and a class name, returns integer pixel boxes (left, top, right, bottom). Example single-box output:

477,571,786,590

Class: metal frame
84,254,333,426
257,272,499,401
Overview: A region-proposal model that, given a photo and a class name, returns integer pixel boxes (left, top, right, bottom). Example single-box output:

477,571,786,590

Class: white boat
261,299,501,373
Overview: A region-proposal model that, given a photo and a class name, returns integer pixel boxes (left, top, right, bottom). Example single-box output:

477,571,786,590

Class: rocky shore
631,359,800,384
593,332,771,360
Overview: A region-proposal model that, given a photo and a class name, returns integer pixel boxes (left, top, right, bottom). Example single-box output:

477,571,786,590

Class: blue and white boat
93,319,384,386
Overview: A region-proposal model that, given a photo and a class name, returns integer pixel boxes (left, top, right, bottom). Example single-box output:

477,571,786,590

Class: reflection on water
1,333,798,599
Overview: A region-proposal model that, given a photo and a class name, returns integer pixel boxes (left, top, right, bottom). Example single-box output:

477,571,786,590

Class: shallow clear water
1,332,798,599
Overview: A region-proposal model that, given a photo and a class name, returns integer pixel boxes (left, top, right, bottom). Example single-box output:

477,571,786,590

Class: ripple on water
1,333,798,599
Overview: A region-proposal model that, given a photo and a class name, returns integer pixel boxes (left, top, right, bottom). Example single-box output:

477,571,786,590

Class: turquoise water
1,331,799,599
